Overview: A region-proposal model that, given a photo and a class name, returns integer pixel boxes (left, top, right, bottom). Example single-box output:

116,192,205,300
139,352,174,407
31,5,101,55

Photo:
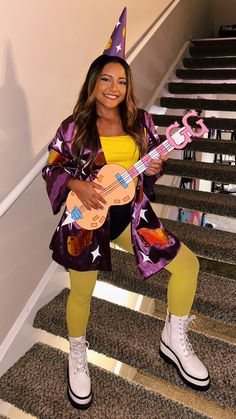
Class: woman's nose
110,79,118,90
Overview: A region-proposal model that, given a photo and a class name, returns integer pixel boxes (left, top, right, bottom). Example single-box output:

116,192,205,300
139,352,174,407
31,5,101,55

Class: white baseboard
0,261,59,369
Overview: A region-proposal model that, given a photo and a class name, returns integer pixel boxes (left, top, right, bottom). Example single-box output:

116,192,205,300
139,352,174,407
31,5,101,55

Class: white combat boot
160,311,210,390
67,335,92,409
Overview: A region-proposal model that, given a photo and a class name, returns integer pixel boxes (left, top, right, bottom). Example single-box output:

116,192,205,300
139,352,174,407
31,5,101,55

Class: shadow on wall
0,40,32,201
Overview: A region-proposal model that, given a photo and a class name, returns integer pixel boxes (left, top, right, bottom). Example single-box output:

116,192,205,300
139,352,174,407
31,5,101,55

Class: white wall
210,0,236,37
0,0,173,201
0,175,60,347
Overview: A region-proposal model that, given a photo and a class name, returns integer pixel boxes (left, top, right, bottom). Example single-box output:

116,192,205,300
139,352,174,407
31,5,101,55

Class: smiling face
95,62,127,112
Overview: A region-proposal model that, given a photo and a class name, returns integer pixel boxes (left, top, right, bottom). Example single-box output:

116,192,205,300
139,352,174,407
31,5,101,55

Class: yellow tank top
100,135,139,170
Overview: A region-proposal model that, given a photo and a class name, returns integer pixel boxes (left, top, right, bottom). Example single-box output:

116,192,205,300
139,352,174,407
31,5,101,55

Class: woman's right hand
67,179,106,210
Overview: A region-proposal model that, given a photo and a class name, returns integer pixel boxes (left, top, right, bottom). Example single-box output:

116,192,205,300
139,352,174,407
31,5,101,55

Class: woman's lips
104,94,119,99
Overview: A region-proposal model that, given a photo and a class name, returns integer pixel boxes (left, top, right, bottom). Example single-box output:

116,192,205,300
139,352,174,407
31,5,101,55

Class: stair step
98,249,236,325
183,56,236,68
191,38,236,48
168,82,236,94
158,136,236,155
152,113,236,130
1,343,204,419
33,288,236,410
176,69,236,80
160,97,236,112
160,217,236,264
152,184,236,218
163,158,236,184
198,256,236,280
189,46,236,57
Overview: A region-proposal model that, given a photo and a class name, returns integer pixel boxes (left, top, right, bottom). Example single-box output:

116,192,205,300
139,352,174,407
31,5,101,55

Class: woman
42,54,210,410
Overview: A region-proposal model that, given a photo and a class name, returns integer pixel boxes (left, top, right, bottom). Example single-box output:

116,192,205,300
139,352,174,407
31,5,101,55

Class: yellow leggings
67,226,199,337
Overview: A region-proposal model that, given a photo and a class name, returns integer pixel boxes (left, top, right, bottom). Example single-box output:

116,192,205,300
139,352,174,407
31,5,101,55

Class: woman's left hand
144,155,168,176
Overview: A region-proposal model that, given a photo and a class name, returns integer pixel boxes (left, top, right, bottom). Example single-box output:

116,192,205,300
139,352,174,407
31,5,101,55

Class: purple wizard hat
103,7,127,59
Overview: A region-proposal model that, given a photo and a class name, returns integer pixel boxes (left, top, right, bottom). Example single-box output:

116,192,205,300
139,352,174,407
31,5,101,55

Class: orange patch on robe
47,150,69,166
138,227,170,248
67,230,93,256
47,150,61,164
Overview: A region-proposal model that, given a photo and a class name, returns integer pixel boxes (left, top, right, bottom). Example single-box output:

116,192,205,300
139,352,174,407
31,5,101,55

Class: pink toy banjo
63,110,208,230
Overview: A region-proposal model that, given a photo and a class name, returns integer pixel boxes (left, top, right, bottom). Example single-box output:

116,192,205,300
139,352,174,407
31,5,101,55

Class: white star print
54,137,63,153
132,208,136,219
81,160,88,175
116,20,121,27
140,209,148,222
116,44,122,52
62,212,76,227
91,245,101,262
140,251,153,263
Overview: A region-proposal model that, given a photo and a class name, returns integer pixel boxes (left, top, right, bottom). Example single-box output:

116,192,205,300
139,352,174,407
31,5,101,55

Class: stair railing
0,150,48,218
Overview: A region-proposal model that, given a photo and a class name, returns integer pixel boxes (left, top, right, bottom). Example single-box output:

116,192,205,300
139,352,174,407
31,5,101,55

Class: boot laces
71,340,89,375
180,315,196,356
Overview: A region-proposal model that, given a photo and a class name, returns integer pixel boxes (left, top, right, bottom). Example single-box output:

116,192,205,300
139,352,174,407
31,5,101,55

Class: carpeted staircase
0,38,236,419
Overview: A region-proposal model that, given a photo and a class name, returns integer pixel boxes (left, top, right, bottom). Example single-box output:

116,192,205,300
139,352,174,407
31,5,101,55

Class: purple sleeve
42,118,77,214
143,112,163,200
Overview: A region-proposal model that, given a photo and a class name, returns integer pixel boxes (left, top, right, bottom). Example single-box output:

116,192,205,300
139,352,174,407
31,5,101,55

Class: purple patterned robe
42,110,180,279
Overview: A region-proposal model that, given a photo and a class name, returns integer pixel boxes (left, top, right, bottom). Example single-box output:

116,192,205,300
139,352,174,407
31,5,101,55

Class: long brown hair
72,54,146,175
